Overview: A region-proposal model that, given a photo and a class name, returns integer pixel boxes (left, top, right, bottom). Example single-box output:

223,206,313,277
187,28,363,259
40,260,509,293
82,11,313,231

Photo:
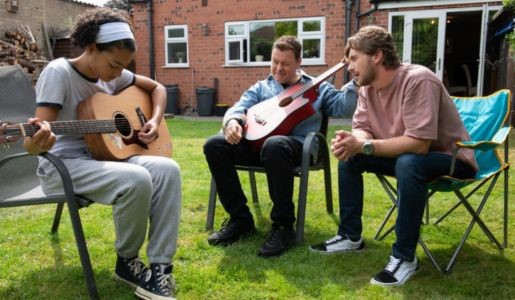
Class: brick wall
0,0,94,60
132,0,350,112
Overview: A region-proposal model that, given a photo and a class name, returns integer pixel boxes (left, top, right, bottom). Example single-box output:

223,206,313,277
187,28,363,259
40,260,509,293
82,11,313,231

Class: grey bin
196,87,214,116
166,84,180,115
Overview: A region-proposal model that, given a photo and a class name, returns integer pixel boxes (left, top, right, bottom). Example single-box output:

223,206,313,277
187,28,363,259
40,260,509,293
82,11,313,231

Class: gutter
357,0,379,28
129,0,155,80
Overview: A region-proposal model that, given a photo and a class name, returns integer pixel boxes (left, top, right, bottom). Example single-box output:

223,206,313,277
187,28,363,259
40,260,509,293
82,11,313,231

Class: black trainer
114,255,149,288
257,225,295,257
135,263,176,300
208,218,256,246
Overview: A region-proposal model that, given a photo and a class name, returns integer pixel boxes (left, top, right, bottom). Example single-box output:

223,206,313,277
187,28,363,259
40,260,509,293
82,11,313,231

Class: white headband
95,22,134,44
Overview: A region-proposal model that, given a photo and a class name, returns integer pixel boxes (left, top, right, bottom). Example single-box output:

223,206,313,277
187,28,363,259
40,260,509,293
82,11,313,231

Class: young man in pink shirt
310,26,477,286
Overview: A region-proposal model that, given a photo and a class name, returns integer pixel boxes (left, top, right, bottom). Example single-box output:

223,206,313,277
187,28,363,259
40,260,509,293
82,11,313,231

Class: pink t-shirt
352,64,478,171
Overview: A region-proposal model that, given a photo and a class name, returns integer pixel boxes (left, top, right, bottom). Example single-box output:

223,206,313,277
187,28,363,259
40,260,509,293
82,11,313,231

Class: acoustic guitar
244,62,347,149
2,86,173,161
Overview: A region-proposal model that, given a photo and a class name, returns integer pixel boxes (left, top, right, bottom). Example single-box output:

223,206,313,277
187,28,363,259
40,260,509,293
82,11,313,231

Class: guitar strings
5,119,134,137
256,81,316,117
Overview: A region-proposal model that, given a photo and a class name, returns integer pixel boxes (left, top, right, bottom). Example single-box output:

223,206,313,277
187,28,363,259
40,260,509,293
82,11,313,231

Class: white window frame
388,5,502,95
164,25,189,67
225,23,247,63
299,17,325,65
224,17,325,66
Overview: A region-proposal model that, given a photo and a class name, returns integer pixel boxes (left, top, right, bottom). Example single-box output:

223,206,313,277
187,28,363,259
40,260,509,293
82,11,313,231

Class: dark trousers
338,153,476,261
203,134,303,228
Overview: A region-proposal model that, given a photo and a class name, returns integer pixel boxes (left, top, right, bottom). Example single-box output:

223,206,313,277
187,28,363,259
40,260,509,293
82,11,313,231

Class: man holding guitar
204,36,358,257
23,8,180,300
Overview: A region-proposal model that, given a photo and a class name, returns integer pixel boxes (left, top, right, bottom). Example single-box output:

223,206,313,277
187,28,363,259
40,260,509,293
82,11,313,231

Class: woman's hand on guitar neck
23,118,56,155
223,119,243,145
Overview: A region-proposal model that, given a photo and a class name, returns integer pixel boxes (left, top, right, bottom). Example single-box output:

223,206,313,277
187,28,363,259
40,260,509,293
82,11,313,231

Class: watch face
363,141,373,155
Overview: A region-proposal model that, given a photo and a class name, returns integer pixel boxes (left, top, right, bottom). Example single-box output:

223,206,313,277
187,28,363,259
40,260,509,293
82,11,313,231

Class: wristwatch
362,140,374,155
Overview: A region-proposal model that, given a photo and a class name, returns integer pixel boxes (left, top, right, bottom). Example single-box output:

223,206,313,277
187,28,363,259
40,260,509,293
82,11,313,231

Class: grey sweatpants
37,155,181,264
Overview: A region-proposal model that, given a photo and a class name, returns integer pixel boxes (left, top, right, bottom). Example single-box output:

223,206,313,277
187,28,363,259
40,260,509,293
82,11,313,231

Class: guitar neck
5,119,118,137
291,62,347,99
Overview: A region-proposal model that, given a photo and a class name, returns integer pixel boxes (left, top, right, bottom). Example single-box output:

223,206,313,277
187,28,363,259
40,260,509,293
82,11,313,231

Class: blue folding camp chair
374,89,511,273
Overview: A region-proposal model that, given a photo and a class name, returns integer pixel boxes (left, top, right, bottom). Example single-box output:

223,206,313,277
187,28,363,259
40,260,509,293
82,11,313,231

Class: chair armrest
449,126,511,176
0,151,90,208
456,126,511,152
38,152,92,208
302,131,328,168
0,151,32,168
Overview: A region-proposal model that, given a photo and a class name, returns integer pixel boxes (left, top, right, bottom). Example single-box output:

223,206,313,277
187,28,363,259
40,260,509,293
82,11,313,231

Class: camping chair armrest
449,126,511,175
456,126,511,152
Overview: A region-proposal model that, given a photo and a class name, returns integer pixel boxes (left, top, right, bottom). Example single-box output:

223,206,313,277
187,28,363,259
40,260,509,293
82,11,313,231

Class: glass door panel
390,11,446,79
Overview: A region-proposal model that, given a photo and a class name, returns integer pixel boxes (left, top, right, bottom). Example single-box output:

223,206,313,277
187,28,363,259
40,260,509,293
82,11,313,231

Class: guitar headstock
1,121,21,147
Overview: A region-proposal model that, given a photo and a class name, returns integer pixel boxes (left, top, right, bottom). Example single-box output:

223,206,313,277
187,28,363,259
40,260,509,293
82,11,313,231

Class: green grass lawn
1,117,514,299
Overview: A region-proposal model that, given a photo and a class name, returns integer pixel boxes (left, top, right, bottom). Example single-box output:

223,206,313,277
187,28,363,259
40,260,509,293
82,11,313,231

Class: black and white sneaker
114,255,149,288
370,255,418,287
309,235,365,254
135,263,176,300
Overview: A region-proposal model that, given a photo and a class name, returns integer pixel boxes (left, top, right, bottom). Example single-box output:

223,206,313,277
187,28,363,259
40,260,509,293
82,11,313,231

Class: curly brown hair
70,7,135,52
345,25,400,70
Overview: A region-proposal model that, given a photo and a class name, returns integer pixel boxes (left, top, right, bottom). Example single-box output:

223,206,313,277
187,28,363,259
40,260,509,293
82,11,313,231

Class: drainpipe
344,0,353,82
355,0,361,30
129,0,155,80
357,0,379,27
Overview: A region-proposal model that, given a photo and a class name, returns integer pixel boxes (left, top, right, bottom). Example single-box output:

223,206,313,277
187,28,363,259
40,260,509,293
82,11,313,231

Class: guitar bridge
254,113,266,125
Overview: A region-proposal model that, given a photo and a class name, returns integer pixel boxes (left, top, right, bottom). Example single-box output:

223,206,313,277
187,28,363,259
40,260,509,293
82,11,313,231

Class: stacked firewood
0,25,48,80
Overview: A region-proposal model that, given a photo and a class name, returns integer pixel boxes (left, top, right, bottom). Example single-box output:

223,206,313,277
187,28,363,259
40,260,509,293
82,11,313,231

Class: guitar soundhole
113,113,132,138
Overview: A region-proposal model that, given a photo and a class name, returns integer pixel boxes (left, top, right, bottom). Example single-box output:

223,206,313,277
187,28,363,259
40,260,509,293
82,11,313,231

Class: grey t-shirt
35,57,134,158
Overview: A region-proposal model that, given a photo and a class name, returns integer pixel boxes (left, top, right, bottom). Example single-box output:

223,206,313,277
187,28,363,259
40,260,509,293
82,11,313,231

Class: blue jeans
338,153,476,261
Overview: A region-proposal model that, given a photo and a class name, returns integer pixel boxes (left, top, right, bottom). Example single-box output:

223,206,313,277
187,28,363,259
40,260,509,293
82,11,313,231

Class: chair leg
374,206,396,241
44,152,99,299
417,238,444,273
295,171,309,244
503,166,509,248
67,203,99,299
323,161,333,214
249,171,259,203
51,202,65,234
206,177,217,231
374,174,398,240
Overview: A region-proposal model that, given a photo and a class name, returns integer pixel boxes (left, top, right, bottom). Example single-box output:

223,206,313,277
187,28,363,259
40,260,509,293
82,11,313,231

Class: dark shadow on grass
212,230,514,298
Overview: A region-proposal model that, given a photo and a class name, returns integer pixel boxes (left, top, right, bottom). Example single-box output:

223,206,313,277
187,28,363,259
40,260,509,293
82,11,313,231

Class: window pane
228,40,241,60
249,21,297,62
275,21,297,38
250,21,274,61
303,20,321,32
228,24,244,36
412,18,438,71
168,28,184,38
302,39,320,58
391,16,404,59
167,42,187,63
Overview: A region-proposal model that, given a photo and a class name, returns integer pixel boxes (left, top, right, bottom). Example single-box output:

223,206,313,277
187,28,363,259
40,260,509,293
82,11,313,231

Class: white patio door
390,11,446,79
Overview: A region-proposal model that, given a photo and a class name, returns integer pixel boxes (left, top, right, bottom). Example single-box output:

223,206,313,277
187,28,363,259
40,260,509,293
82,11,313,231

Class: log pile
0,25,48,81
